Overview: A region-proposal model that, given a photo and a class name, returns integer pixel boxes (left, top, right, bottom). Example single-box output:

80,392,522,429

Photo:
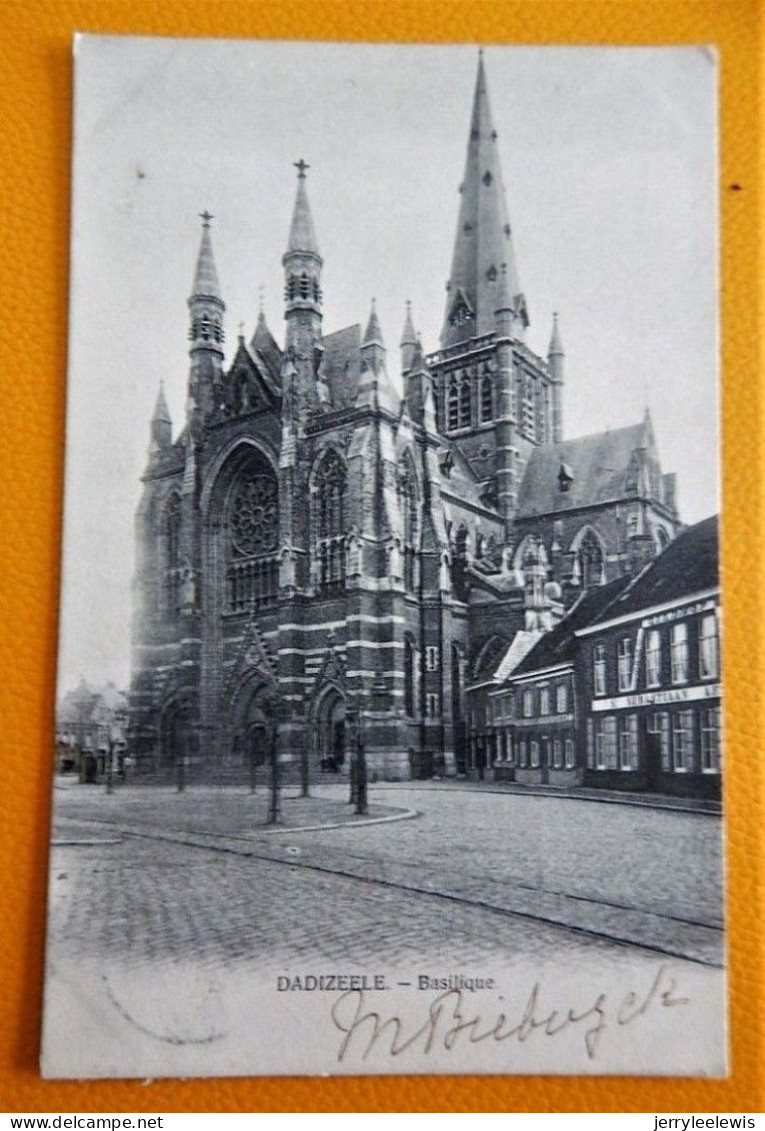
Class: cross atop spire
441,53,524,347
294,158,310,180
199,210,214,228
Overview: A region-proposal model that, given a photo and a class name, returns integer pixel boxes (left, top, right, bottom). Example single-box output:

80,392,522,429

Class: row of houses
55,679,129,781
466,515,721,799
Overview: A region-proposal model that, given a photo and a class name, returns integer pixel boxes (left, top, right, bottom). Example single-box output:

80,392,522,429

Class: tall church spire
441,53,525,347
286,159,320,257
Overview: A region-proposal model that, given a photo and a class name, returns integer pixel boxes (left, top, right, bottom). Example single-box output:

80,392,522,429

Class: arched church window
315,450,347,591
523,377,535,440
299,272,310,299
578,531,604,589
226,462,279,613
458,373,472,428
480,374,493,422
404,637,416,718
165,493,182,616
397,456,417,592
447,375,460,431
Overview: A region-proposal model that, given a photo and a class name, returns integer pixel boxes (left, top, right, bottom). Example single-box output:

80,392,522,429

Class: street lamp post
177,738,186,793
105,737,114,795
266,696,285,825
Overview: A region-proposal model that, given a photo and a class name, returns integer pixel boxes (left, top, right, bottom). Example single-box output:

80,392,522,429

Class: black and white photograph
43,37,723,1079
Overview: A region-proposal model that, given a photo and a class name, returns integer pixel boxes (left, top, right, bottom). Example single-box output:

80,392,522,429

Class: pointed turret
188,211,225,360
361,299,385,374
283,160,323,362
400,300,417,372
441,53,526,347
149,382,172,452
547,312,564,443
357,301,401,414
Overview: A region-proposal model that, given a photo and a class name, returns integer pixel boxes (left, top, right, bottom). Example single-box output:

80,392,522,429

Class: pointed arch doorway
316,687,347,773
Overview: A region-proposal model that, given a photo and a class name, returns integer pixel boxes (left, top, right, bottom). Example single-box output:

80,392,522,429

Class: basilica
127,55,681,782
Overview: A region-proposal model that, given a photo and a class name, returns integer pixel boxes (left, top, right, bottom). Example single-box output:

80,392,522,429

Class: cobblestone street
49,779,724,971
43,780,726,1079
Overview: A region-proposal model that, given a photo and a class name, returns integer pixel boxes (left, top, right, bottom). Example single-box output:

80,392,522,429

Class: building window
586,719,595,768
618,714,638,770
459,374,471,428
646,629,662,688
165,493,182,616
404,638,415,718
517,738,528,768
523,689,533,718
699,614,719,680
553,738,563,769
593,645,606,696
617,638,632,692
539,686,550,715
672,710,695,772
425,646,439,672
648,711,672,771
565,737,575,769
555,683,568,714
316,450,347,592
701,707,721,773
595,716,617,769
480,373,493,422
427,693,439,719
530,740,540,768
671,623,689,684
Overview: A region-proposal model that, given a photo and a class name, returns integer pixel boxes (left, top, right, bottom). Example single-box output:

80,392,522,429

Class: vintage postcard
43,37,724,1079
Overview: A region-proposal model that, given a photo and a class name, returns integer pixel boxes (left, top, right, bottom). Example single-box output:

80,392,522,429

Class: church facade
127,56,681,782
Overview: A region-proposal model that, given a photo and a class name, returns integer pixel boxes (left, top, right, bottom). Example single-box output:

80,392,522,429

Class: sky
58,37,719,693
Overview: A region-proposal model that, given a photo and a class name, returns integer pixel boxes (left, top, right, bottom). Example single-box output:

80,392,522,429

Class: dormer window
558,462,574,492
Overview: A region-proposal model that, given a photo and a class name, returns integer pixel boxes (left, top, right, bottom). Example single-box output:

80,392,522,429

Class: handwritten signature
330,965,688,1063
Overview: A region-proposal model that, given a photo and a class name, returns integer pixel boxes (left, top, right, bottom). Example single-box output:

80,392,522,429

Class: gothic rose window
316,450,347,590
230,475,278,557
226,469,279,613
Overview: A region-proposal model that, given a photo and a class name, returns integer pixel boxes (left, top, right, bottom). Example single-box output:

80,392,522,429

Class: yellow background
1,0,762,1113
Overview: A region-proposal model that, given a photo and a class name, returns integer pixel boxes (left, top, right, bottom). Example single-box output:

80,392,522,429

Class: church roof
516,421,651,519
441,54,522,347
588,515,719,626
493,629,544,683
323,324,362,407
250,311,283,381
509,576,631,679
439,441,498,513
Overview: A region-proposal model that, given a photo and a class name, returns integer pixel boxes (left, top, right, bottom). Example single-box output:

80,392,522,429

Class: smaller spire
152,380,171,424
150,380,172,452
363,298,385,348
286,162,320,257
548,311,564,356
400,300,417,347
190,212,222,300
